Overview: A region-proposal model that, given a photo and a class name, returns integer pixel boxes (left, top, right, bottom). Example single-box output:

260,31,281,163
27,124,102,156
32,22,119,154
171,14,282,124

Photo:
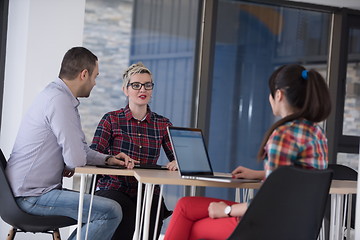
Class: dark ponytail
257,64,331,160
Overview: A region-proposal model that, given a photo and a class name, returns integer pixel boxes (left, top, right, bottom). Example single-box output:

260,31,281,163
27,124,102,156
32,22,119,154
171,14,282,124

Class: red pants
164,196,239,240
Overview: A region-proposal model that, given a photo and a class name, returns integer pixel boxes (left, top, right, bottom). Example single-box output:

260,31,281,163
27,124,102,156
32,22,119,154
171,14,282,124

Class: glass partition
81,0,134,141
81,0,201,233
343,28,360,137
207,0,331,199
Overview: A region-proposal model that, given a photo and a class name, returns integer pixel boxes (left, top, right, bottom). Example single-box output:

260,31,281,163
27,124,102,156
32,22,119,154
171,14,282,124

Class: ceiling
290,0,360,10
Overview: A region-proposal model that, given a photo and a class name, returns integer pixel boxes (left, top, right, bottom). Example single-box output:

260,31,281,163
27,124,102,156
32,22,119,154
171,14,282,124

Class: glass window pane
81,0,200,233
337,152,359,171
343,28,360,137
130,0,199,127
81,0,133,141
81,0,198,145
208,0,331,199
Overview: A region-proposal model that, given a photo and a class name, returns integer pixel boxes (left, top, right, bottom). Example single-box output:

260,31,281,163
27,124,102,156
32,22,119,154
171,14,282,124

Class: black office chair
0,149,77,240
327,164,357,238
227,166,333,240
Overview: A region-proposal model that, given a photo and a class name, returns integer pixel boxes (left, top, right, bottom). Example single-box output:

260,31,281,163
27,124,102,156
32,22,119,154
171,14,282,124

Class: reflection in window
344,28,360,137
80,0,133,142
337,152,359,171
81,0,201,233
130,0,199,127
207,0,331,199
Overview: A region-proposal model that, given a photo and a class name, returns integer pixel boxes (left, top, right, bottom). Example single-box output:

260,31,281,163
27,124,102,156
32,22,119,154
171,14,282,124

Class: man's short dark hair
58,47,98,80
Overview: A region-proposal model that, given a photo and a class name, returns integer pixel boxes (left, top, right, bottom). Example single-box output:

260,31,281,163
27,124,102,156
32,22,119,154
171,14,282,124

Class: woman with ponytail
164,64,331,240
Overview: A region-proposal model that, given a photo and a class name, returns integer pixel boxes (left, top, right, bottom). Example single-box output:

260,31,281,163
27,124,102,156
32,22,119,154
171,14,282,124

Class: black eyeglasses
127,82,154,90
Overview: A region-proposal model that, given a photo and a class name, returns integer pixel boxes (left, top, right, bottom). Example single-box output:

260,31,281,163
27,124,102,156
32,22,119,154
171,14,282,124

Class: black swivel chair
227,166,333,240
0,149,77,240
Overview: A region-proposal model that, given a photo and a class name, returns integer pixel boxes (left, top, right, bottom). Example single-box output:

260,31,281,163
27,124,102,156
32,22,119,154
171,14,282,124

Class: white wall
0,0,86,239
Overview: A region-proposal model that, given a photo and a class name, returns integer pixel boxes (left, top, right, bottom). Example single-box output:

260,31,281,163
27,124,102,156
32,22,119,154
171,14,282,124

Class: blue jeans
16,189,122,240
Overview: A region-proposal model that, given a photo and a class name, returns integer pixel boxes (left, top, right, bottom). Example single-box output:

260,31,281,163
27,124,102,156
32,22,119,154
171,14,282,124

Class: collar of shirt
53,77,80,108
124,104,152,123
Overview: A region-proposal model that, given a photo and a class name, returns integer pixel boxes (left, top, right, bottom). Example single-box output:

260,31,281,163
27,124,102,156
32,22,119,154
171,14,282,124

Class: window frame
0,0,9,132
326,10,360,163
196,1,360,164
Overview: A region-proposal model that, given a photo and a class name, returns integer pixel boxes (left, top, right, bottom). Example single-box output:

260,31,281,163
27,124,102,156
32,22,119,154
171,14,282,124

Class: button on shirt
6,78,108,197
90,105,175,197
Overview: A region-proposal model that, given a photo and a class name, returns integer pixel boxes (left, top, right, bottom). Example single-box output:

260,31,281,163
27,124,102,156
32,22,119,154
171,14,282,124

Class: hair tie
301,70,308,80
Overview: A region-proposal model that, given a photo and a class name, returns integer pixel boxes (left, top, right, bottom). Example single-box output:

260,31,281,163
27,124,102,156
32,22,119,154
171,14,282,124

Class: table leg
337,195,344,240
318,219,325,240
153,185,163,240
190,185,196,196
340,194,348,240
133,183,143,240
329,194,344,240
329,194,335,240
84,174,97,240
346,195,352,240
143,183,154,240
76,174,86,240
235,188,240,202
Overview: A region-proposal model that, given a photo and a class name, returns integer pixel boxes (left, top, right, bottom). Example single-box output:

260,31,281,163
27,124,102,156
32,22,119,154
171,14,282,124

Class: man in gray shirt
6,47,133,240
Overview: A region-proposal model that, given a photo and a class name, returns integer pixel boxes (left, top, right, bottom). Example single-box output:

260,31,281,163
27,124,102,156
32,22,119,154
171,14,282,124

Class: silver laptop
167,126,257,183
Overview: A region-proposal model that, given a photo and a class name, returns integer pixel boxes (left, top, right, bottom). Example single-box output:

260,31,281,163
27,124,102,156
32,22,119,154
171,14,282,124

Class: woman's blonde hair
122,62,152,88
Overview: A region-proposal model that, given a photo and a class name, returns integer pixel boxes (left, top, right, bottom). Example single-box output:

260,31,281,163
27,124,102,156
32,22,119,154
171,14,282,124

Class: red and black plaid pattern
91,105,174,197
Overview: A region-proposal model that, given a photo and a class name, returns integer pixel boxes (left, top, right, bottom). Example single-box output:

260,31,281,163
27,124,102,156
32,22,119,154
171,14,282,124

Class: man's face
79,61,99,98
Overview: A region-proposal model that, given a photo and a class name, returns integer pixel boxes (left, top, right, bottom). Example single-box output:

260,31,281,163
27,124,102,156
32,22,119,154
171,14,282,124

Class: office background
0,0,359,239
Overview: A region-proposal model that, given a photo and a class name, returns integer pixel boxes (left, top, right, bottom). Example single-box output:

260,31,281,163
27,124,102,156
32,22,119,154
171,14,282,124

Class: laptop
167,126,257,183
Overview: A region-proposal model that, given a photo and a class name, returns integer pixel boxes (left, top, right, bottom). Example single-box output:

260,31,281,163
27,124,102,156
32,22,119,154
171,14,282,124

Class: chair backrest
0,149,76,232
227,166,333,240
0,149,27,226
328,164,357,228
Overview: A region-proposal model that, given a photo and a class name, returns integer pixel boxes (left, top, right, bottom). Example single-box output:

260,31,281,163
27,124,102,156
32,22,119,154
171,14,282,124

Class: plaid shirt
90,105,175,197
264,119,328,178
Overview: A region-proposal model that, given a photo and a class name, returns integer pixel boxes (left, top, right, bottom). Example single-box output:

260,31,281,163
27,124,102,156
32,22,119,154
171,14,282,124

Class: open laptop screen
168,127,213,175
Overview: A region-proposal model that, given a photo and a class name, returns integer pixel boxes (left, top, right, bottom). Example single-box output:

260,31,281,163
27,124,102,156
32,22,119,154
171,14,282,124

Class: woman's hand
208,202,247,219
108,152,139,169
232,166,265,180
166,160,178,171
208,201,229,219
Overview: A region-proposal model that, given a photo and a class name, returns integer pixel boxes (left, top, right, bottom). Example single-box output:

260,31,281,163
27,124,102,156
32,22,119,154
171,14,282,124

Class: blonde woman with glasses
90,62,177,240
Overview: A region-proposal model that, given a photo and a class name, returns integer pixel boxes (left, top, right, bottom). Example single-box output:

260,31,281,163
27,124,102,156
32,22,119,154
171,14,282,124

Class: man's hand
107,152,139,169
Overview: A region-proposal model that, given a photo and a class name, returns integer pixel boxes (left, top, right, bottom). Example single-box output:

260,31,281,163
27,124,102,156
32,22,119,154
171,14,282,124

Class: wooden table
75,166,135,240
75,166,357,240
133,169,261,240
327,180,357,240
133,170,357,240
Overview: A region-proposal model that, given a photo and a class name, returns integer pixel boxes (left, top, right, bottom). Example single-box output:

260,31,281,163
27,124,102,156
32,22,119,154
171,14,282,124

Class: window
207,0,331,199
0,0,9,130
335,14,360,170
81,0,201,232
80,0,134,141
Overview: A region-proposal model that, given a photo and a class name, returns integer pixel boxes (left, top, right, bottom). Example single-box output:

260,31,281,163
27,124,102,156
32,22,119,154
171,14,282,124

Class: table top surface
133,169,262,188
329,180,357,194
75,165,135,176
75,166,357,194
